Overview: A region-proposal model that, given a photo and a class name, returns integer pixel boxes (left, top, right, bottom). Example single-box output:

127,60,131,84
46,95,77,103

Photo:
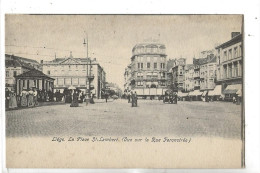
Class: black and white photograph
3,14,245,168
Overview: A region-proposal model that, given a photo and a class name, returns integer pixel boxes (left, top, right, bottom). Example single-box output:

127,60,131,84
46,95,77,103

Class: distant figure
127,92,131,103
134,91,138,107
5,88,10,109
28,88,34,107
33,88,39,106
70,90,79,107
90,92,95,104
20,88,28,107
9,89,17,109
105,92,109,103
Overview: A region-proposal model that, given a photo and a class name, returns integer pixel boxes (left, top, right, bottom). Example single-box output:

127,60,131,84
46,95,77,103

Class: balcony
88,75,95,80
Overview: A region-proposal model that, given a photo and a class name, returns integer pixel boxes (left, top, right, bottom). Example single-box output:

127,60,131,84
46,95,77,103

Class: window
161,63,165,69
224,51,227,61
141,63,143,69
13,71,17,77
234,47,237,58
154,63,157,69
6,71,9,77
228,49,232,60
47,70,50,75
138,63,140,69
147,63,150,69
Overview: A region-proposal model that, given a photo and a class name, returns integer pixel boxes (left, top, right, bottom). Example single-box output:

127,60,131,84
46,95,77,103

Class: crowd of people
5,87,42,109
5,87,96,110
126,91,138,107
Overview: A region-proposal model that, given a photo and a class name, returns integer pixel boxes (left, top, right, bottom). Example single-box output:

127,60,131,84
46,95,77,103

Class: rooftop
15,69,54,80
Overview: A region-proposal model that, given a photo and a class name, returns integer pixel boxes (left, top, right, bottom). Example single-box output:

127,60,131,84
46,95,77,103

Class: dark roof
215,34,242,49
193,54,216,65
5,56,36,70
5,54,39,64
15,69,54,80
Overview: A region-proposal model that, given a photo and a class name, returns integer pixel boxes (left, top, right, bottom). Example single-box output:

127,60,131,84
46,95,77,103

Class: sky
5,15,242,89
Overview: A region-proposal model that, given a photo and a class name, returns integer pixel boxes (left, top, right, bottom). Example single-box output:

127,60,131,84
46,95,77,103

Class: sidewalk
6,99,116,111
5,101,66,111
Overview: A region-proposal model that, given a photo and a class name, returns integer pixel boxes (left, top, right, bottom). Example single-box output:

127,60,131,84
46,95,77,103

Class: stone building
184,64,194,92
41,52,106,99
123,64,131,92
171,58,186,91
215,32,242,101
5,54,40,91
129,43,167,89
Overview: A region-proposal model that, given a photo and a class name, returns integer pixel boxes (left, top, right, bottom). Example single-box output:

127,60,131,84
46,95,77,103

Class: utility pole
83,32,92,104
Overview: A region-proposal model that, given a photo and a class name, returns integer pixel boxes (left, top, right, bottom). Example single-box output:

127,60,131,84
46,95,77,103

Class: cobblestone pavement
6,99,242,138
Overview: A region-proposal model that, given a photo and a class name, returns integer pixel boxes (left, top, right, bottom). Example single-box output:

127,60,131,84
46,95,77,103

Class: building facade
199,54,217,91
215,32,242,100
171,58,186,91
5,54,40,91
123,65,131,92
42,52,106,99
184,64,194,92
129,43,168,89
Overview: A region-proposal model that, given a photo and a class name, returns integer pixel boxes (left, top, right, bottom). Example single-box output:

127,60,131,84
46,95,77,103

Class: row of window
137,63,165,69
134,47,166,54
136,82,166,87
222,63,242,79
222,45,242,62
136,56,166,62
6,71,17,77
46,69,92,75
55,78,87,85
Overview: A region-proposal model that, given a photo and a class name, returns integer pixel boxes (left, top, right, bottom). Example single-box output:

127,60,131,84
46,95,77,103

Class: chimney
231,32,240,39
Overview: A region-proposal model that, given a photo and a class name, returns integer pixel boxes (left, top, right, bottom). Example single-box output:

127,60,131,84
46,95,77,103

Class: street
6,99,242,139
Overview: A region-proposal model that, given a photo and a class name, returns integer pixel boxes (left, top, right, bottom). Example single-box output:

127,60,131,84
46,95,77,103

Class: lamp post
83,33,90,105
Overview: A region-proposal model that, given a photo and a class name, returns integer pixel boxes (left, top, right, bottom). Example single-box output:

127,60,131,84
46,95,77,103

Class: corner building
130,43,167,90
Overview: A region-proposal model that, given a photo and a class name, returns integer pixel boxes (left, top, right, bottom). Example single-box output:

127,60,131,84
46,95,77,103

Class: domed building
129,43,168,96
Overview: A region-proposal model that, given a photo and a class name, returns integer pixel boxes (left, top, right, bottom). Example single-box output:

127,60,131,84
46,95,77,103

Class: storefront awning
189,90,203,96
202,91,208,96
236,89,242,97
178,92,188,97
223,84,242,94
208,85,222,96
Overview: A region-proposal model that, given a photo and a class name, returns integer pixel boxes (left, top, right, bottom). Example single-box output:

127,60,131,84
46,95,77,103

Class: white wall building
42,52,106,99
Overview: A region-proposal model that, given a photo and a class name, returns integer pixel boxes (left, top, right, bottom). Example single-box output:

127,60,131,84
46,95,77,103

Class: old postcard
4,14,244,168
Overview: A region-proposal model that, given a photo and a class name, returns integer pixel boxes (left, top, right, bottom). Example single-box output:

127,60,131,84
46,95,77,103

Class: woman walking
20,88,28,107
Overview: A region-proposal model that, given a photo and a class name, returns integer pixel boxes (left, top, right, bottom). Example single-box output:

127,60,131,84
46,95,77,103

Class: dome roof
132,43,166,52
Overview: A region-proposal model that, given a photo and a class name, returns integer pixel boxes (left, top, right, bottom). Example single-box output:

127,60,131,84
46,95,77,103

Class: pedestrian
105,92,108,103
5,88,10,109
9,89,17,109
33,88,39,106
134,91,138,107
232,96,236,104
28,88,34,107
70,90,79,107
20,88,28,107
127,92,130,103
131,91,135,107
90,92,95,104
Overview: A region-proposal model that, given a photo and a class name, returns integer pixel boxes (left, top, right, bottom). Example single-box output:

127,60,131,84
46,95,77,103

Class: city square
6,99,242,139
4,15,244,168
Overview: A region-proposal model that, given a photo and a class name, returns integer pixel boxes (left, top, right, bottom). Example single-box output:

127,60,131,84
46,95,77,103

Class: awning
189,90,203,96
202,91,208,96
223,84,242,94
208,85,222,96
178,92,188,97
236,89,242,97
